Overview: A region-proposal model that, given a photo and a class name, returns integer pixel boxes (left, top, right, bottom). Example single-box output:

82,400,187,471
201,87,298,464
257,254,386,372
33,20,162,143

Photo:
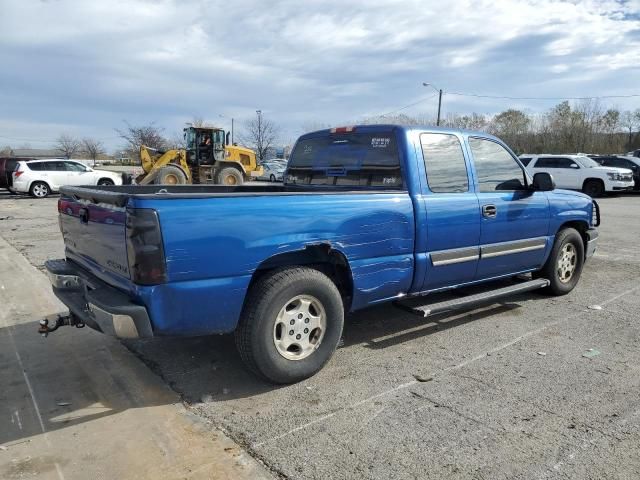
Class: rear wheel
235,267,344,384
270,174,276,182
536,228,584,295
582,179,604,197
29,182,50,198
154,165,187,185
97,178,114,186
217,167,243,186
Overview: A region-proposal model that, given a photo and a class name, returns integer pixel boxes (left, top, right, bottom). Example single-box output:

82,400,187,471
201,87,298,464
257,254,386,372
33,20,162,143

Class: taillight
125,208,167,285
14,170,23,178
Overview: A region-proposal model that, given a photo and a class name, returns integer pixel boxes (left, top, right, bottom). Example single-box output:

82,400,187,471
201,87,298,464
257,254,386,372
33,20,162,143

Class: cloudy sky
1,0,639,151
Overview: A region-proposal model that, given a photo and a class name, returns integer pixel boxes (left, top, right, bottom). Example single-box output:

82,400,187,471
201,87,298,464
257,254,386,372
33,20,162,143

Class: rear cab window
286,129,403,188
420,133,469,193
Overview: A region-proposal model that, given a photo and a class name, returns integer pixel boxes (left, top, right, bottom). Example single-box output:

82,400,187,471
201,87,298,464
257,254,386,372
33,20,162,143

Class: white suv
519,154,634,197
11,159,123,198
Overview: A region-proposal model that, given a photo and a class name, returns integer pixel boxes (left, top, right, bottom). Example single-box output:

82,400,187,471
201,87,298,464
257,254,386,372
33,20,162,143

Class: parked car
44,125,599,384
519,154,634,197
589,155,640,190
258,160,287,182
627,149,640,158
11,159,124,198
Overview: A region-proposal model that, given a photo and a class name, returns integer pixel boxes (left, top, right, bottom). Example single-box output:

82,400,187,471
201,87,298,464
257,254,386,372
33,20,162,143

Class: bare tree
115,121,168,160
190,116,216,128
240,112,280,161
621,110,640,151
82,138,106,166
0,145,11,156
56,134,81,159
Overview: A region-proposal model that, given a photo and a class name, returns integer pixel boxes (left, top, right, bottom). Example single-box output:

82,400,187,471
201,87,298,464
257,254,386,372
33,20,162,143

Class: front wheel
269,174,276,182
235,267,344,384
583,179,604,197
97,178,114,186
536,228,584,295
217,167,243,186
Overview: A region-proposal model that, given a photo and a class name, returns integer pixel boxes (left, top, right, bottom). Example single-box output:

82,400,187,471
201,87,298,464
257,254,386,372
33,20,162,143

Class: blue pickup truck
44,125,599,383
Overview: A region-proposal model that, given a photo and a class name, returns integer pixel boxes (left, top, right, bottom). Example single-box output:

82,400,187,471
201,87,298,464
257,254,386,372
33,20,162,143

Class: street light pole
423,82,443,126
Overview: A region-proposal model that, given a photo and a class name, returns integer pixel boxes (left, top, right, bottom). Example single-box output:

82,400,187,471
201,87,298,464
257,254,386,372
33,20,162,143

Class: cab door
468,137,550,280
418,132,481,291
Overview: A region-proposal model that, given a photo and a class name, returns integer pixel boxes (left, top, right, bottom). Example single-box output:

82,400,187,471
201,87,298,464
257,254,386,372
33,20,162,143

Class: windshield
286,132,402,188
576,156,600,168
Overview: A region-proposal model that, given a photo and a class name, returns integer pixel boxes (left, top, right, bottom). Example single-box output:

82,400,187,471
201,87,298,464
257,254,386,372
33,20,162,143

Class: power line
445,92,640,101
378,93,438,117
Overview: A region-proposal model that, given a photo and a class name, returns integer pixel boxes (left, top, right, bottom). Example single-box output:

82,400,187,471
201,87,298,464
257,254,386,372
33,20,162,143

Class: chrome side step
396,278,550,318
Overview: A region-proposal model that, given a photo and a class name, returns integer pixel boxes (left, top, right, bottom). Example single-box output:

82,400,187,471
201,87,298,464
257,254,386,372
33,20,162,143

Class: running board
396,278,550,318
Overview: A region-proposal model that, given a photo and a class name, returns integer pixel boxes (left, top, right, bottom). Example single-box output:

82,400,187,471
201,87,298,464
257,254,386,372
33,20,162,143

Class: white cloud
0,0,638,149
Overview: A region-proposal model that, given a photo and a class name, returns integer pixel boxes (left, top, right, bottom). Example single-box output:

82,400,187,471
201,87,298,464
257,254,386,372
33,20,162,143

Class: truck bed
60,184,406,207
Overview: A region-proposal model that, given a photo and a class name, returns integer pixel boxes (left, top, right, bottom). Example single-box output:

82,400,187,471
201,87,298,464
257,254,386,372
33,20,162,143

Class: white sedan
258,161,287,182
11,159,123,198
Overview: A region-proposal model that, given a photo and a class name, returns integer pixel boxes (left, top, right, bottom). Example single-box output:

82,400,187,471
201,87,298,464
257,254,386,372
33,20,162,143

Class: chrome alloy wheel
557,243,577,283
273,295,326,360
32,183,48,197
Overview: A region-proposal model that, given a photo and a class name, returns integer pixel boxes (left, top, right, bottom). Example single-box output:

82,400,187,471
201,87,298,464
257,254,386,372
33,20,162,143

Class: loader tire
217,167,243,186
154,165,187,185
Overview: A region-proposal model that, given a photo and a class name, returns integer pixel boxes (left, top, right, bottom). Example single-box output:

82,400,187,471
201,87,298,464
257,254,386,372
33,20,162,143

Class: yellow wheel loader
137,126,263,186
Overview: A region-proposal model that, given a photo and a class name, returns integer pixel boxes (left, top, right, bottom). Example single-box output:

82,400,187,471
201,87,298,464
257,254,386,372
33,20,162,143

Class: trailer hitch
39,315,84,337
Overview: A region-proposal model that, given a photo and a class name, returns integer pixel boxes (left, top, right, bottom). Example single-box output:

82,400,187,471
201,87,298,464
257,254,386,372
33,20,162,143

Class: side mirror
570,164,579,168
532,172,555,191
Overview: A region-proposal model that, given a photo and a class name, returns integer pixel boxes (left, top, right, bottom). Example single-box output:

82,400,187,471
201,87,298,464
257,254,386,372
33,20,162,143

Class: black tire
154,165,187,185
235,267,344,384
582,179,605,197
270,174,276,182
536,228,584,295
217,167,244,186
29,181,50,198
97,178,114,186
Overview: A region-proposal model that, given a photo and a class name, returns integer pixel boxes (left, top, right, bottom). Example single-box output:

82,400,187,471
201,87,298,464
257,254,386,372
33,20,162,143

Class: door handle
482,204,497,218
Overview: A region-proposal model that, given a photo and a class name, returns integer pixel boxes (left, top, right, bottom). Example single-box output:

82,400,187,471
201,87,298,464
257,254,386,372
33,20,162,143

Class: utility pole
256,110,262,161
423,82,443,126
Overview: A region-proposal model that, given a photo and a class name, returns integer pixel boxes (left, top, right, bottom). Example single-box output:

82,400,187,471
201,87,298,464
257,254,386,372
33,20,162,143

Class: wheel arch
248,243,354,310
557,220,590,249
582,177,605,190
217,161,246,175
29,179,52,193
97,176,115,185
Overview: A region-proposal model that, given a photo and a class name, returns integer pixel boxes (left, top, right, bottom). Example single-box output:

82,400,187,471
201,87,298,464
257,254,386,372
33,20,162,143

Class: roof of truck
300,124,500,141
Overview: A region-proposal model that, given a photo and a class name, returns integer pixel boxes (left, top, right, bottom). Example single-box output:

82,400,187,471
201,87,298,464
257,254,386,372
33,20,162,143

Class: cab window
420,133,468,193
469,137,526,192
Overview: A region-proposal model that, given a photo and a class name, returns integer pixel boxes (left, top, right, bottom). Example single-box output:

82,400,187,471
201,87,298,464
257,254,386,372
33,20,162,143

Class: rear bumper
45,259,153,338
585,228,598,259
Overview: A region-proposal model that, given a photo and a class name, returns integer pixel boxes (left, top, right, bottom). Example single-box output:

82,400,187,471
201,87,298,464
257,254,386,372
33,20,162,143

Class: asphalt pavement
1,189,639,479
0,190,273,480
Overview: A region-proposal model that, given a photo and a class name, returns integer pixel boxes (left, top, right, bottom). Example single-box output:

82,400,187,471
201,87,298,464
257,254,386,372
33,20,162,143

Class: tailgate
58,195,131,279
